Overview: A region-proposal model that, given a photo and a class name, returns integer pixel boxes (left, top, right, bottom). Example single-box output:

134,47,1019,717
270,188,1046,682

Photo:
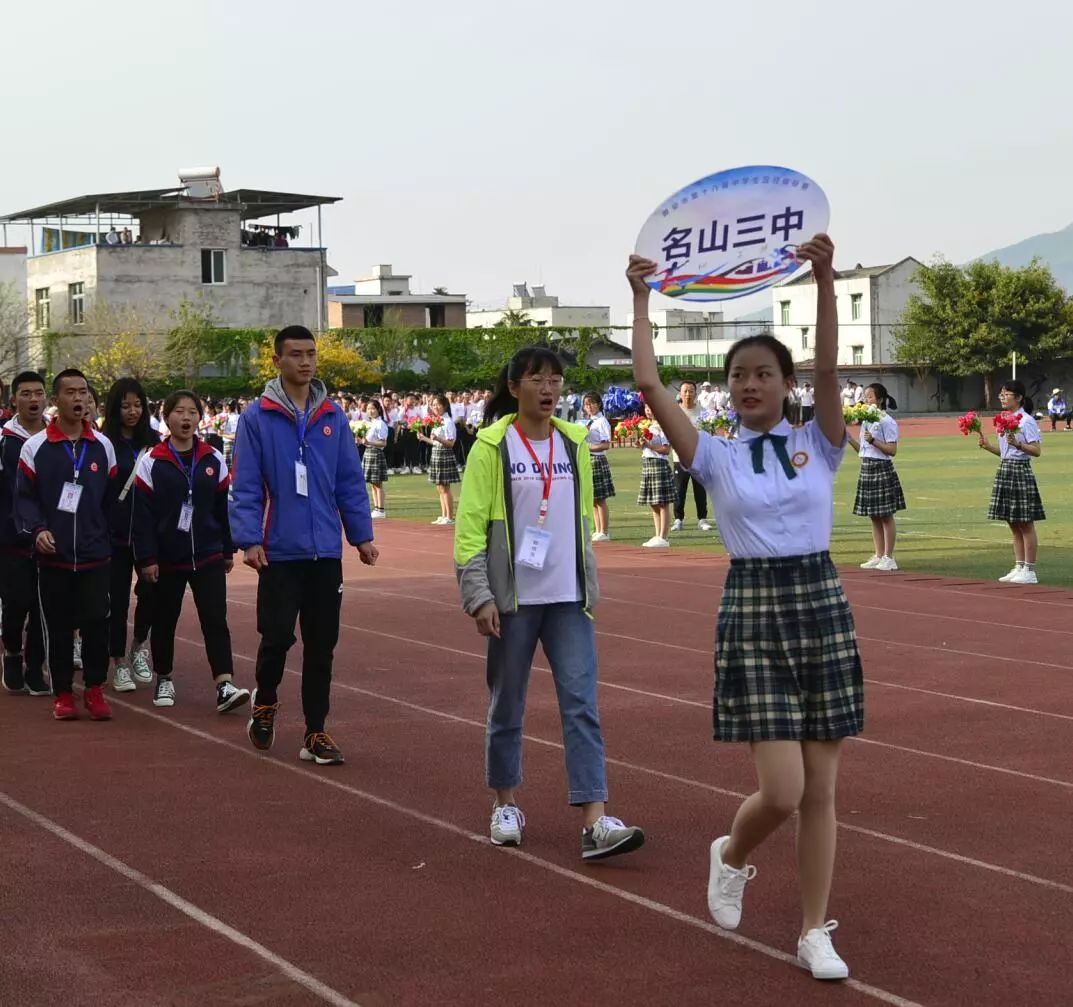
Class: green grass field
379,430,1073,586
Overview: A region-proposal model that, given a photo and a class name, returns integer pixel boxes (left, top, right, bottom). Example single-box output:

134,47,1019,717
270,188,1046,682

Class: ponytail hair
483,346,564,426
866,382,897,412
1001,379,1032,415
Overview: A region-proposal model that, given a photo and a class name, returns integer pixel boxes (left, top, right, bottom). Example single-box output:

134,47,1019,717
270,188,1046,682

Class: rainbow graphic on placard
650,246,800,301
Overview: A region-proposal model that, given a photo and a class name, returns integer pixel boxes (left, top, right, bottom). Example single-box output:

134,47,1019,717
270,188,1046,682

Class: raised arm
798,235,844,448
627,255,700,468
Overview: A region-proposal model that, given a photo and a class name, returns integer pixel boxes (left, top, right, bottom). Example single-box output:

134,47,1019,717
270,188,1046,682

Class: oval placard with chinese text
634,165,830,302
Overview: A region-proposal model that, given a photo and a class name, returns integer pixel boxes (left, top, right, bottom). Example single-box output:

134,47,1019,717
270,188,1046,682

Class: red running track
2,522,1072,1006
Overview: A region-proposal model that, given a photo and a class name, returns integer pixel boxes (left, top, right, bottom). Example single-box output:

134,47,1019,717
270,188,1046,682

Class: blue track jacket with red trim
15,420,118,570
1,417,39,555
133,438,234,571
229,378,373,561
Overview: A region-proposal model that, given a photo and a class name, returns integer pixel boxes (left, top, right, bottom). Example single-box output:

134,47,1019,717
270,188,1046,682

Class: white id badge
517,525,552,570
58,481,83,514
178,501,194,532
295,461,309,497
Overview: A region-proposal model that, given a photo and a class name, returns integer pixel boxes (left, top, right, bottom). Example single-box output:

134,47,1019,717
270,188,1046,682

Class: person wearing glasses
453,347,646,861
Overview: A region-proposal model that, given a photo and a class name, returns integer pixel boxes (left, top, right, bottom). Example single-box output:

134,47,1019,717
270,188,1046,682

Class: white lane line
87,686,923,1007
339,586,1073,721
0,791,361,1007
170,634,1073,897
235,600,1073,791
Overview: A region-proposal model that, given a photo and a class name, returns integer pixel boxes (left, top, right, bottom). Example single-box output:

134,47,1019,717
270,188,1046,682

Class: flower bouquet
350,419,369,441
614,416,640,440
843,403,882,425
408,416,431,433
956,411,981,436
993,411,1022,442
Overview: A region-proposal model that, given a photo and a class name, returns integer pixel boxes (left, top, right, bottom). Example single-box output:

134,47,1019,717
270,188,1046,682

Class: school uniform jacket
1,417,38,556
133,439,233,571
110,436,153,548
15,420,118,570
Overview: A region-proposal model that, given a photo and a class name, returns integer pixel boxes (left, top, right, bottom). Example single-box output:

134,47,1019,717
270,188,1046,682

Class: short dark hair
162,389,204,419
12,370,46,397
679,379,697,391
275,325,316,354
52,368,87,393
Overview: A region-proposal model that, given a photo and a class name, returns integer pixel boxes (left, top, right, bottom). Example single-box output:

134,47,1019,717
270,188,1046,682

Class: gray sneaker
129,645,153,684
112,661,136,693
490,803,525,847
581,816,645,861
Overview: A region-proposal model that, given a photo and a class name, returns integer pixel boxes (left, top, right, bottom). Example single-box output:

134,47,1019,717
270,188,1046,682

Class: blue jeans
485,602,608,805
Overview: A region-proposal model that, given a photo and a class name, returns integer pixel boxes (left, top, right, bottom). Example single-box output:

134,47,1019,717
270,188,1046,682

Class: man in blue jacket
230,326,378,765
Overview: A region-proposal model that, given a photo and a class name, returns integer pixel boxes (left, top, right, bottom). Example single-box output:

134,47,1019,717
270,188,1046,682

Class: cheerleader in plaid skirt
628,235,859,980
635,402,674,548
975,380,1044,584
417,394,460,525
361,399,389,519
847,383,904,573
582,392,615,542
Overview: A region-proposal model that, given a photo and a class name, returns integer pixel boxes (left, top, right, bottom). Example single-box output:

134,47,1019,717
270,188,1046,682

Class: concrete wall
26,246,99,328
872,260,919,366
0,247,26,287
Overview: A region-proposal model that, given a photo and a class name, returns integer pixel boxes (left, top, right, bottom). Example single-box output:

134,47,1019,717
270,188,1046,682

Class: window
780,300,791,326
428,305,446,328
34,288,50,329
68,282,85,325
201,248,226,284
364,305,384,327
850,293,862,321
801,327,809,350
852,345,864,365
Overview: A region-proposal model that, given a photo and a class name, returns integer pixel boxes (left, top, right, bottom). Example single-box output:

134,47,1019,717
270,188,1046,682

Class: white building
467,283,609,331
771,257,923,367
622,307,735,369
0,168,340,346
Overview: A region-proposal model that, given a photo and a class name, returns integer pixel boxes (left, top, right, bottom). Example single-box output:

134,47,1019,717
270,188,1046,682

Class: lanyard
513,423,554,525
286,394,312,460
169,442,195,498
64,440,88,482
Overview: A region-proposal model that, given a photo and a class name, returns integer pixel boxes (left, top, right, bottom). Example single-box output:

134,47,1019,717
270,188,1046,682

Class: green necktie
749,433,797,480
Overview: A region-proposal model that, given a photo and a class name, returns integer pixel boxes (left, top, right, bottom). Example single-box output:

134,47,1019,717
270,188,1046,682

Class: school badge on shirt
791,451,809,469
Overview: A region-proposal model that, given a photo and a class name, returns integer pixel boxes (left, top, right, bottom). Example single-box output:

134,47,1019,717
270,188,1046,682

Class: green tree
165,295,217,380
255,330,381,391
495,309,531,328
432,286,450,296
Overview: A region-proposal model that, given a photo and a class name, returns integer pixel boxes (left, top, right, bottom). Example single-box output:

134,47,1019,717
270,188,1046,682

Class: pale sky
3,0,1072,322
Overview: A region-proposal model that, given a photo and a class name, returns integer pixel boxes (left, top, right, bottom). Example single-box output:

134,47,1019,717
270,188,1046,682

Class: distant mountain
975,221,1073,291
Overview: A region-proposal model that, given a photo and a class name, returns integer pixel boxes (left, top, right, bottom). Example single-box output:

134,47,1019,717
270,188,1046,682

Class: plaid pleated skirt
853,459,906,517
714,552,864,742
637,456,675,506
591,452,616,501
988,459,1045,523
362,445,388,485
428,444,461,486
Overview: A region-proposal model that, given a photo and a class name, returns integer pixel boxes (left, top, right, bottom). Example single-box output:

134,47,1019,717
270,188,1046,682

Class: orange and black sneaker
247,689,279,752
299,731,344,766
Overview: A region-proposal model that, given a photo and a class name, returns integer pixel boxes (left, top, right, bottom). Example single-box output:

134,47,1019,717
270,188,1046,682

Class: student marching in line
582,392,614,542
0,371,50,696
418,393,460,525
975,379,1044,584
636,402,674,549
454,346,645,861
133,391,250,712
102,378,159,692
628,235,861,981
362,398,389,519
847,383,904,573
15,369,117,722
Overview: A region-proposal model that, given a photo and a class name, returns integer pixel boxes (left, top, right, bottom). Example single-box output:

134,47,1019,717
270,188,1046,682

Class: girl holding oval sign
627,233,861,982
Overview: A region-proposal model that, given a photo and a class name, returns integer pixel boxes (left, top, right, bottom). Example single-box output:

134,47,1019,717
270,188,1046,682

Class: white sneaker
591,532,610,542
72,636,83,670
698,519,713,531
1010,568,1038,585
443,518,455,526
797,921,849,980
153,677,176,707
876,556,898,572
490,803,525,847
670,519,684,532
111,662,136,693
707,835,756,930
431,516,446,525
998,566,1022,582
642,536,670,549
401,466,411,475
371,509,386,519
859,555,881,569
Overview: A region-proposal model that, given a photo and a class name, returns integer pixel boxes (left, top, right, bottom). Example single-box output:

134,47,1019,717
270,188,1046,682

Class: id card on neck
295,461,309,497
58,481,83,514
517,525,552,570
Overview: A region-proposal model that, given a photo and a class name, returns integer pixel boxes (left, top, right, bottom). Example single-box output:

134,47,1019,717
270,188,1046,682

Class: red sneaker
83,685,112,721
53,692,78,720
